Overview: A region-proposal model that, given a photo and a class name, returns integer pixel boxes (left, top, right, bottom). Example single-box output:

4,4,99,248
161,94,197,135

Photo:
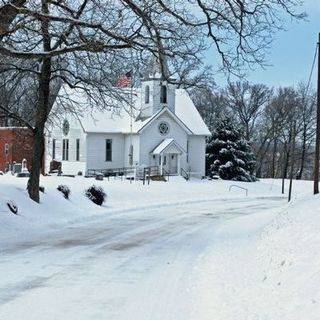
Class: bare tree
295,84,316,179
0,0,305,202
226,81,273,141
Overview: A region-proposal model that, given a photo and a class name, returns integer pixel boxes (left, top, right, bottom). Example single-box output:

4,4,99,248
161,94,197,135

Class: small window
158,122,170,135
106,139,112,162
160,85,167,104
186,140,189,163
163,156,167,165
52,139,56,160
76,139,80,161
145,85,150,104
62,139,69,161
4,143,9,155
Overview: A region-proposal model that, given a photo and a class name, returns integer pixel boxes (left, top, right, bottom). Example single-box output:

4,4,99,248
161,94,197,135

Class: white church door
168,154,178,175
162,155,170,173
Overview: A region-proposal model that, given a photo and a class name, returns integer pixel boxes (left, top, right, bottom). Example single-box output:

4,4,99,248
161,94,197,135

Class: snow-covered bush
206,117,257,182
85,185,106,206
57,185,70,199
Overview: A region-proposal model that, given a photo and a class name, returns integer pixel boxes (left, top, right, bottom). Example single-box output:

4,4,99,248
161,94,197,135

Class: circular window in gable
63,119,70,136
158,121,170,135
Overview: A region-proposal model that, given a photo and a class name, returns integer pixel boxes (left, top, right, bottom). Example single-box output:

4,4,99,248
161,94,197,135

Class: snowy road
0,196,285,320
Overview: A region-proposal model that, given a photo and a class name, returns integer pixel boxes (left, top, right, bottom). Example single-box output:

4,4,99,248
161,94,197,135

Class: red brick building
0,127,34,172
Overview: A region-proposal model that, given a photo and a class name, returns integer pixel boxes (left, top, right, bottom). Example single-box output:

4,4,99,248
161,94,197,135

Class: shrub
85,185,106,206
7,200,18,215
57,185,70,199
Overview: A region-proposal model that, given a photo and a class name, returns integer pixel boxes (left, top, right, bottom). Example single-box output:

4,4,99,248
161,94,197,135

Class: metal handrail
180,168,190,181
228,185,248,196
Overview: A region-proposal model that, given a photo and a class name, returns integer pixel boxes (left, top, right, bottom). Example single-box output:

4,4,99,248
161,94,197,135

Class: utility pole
288,120,296,202
313,33,320,194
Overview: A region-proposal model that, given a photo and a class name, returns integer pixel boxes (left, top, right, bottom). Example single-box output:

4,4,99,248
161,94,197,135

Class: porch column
160,154,163,175
177,153,181,175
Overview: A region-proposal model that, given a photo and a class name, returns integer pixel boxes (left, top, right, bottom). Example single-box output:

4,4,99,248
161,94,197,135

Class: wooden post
314,33,320,194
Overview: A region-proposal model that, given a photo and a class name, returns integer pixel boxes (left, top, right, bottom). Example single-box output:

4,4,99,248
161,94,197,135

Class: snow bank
190,179,320,320
0,174,284,246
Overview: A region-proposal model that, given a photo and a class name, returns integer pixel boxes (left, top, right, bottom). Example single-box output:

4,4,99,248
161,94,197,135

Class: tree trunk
256,140,271,178
271,138,277,178
297,126,307,180
27,58,51,202
27,0,51,203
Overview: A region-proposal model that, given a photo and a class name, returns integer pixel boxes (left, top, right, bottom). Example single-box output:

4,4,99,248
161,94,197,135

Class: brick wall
0,128,34,172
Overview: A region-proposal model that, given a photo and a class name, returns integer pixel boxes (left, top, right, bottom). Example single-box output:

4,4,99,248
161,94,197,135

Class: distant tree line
191,81,316,180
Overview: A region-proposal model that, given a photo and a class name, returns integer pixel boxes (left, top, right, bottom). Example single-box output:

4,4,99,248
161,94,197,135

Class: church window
158,122,170,135
52,139,56,160
160,85,167,104
76,139,80,161
145,85,150,104
62,139,69,161
106,139,112,162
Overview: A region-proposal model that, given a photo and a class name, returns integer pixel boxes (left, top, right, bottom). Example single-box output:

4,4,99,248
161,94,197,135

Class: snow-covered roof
151,138,185,155
152,138,174,154
61,88,211,136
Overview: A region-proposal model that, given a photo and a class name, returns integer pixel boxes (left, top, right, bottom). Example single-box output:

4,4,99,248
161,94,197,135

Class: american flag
116,70,132,87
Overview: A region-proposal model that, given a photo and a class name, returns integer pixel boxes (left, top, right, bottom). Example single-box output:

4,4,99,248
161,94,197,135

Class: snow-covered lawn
0,175,319,319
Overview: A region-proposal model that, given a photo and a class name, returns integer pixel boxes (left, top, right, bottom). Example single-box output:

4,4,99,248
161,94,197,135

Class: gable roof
151,138,185,155
58,88,211,136
137,107,193,135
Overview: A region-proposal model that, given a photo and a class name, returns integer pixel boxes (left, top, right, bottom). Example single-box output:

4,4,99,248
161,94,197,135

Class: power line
306,44,318,96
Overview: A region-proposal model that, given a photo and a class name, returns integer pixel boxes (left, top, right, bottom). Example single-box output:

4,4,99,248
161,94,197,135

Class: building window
62,139,69,161
145,85,150,104
158,122,170,135
160,85,167,104
76,139,80,161
186,140,189,163
105,139,112,162
52,139,56,160
4,143,9,155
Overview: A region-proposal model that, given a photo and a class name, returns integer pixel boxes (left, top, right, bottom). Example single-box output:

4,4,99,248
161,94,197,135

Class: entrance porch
150,139,184,175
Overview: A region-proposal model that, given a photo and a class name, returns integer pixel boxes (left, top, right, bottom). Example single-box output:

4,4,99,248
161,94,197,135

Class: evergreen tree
206,117,257,182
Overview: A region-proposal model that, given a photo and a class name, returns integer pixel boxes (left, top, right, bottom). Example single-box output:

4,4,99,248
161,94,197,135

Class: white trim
138,107,193,135
151,138,185,155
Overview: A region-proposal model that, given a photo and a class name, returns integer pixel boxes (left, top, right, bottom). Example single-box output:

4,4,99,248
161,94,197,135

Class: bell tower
139,56,176,120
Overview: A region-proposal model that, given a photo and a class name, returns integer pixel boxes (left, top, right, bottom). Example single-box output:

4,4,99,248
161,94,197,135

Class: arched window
145,85,150,104
160,85,167,104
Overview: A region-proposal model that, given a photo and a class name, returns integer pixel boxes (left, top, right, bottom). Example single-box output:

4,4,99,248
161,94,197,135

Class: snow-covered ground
0,174,319,319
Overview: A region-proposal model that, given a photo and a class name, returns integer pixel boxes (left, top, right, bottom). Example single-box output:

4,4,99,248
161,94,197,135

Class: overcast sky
211,0,320,89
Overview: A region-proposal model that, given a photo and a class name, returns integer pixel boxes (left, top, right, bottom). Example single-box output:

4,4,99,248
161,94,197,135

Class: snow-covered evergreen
206,117,257,182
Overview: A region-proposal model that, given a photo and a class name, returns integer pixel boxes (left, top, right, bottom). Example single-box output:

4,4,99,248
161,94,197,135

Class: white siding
188,136,206,178
124,134,140,167
86,133,125,171
46,114,86,175
139,112,188,169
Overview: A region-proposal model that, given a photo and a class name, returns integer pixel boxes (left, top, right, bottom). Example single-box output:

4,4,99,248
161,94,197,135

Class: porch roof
151,138,185,155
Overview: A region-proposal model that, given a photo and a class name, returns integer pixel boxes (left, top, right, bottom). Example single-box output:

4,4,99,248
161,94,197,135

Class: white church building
46,65,211,178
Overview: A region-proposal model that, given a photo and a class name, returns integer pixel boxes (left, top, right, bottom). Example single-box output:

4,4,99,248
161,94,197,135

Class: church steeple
139,55,176,119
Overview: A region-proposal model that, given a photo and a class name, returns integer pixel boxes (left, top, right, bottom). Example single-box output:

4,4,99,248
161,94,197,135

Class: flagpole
129,48,134,177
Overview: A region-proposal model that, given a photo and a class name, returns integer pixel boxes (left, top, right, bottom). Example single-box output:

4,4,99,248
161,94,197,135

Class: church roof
63,88,211,136
151,138,185,155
